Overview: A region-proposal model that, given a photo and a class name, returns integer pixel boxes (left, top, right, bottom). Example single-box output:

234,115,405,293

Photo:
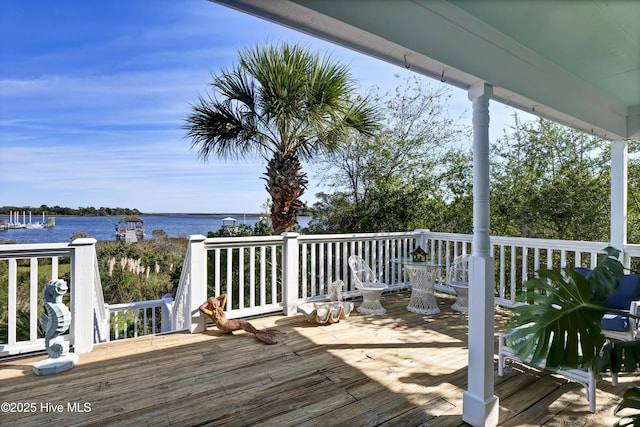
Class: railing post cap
70,237,97,246
281,232,300,238
189,234,207,242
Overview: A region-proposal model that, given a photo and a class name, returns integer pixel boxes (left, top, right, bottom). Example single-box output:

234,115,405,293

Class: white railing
0,238,103,357
106,295,173,340
298,231,422,298
171,237,194,333
172,230,623,333
421,233,610,307
205,235,285,316
623,244,640,271
170,231,428,332
2,231,628,355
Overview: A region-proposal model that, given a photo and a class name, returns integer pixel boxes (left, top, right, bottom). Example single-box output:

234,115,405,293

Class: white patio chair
348,255,388,315
446,254,470,313
498,332,598,412
498,269,640,413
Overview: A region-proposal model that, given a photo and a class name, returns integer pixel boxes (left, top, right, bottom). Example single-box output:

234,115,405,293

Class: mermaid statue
32,279,79,375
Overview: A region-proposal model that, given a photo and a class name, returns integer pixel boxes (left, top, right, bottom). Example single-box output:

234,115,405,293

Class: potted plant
506,246,640,424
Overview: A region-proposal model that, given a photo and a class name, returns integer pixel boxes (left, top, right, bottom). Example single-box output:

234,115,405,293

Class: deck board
0,291,635,426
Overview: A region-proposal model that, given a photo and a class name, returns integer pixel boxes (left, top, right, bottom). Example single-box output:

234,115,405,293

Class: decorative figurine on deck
32,279,79,375
199,294,279,344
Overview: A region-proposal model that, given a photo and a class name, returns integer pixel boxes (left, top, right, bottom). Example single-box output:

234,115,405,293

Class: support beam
463,82,499,427
610,140,628,265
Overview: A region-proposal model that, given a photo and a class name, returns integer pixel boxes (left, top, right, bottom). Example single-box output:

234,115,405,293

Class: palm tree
184,42,378,234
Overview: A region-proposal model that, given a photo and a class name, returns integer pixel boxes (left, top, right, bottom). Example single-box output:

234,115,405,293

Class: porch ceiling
211,0,640,140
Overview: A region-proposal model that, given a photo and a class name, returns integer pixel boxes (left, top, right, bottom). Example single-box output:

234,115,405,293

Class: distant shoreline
1,212,311,217
140,212,261,216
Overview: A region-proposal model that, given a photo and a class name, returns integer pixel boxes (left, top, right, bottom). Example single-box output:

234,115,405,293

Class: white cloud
1,1,536,214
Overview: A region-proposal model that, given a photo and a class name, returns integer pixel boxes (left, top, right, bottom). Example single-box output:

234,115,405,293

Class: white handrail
93,256,109,343
2,231,632,356
171,236,197,332
0,239,100,356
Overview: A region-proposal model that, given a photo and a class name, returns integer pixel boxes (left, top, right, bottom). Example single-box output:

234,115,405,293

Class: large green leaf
615,387,640,427
598,340,640,374
507,246,624,370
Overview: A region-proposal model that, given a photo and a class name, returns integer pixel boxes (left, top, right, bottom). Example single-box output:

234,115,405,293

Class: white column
281,232,300,315
188,234,207,333
610,140,628,265
70,237,97,354
463,82,499,427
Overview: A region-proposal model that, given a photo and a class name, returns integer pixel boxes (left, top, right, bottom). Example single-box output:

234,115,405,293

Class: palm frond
184,95,263,160
184,41,380,233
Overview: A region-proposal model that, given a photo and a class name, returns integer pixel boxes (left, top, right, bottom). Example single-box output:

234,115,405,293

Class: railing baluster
301,242,308,299
226,248,233,309
143,309,148,335
510,245,516,296
498,244,505,301
249,246,255,308
30,258,38,341
270,245,277,303
133,309,139,337
114,311,119,340
214,248,221,296
123,311,128,339
342,241,349,286
8,259,17,346
522,246,529,284
318,243,327,295
51,256,59,279
260,246,266,305
310,243,317,296
238,247,245,310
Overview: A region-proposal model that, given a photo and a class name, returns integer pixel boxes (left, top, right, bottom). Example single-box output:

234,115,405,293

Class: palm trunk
263,152,308,234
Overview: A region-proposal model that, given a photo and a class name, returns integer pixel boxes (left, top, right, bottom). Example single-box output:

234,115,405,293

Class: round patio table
393,258,444,314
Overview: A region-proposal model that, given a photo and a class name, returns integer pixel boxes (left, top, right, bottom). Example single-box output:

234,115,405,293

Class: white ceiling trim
212,0,637,140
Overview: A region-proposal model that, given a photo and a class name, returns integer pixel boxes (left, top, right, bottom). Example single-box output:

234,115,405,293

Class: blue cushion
574,267,590,278
572,268,640,310
601,313,630,331
603,274,640,310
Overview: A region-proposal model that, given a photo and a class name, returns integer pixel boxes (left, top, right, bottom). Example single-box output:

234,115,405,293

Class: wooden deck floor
1,291,636,426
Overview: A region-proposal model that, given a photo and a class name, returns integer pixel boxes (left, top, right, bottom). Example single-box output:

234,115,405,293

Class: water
0,214,312,244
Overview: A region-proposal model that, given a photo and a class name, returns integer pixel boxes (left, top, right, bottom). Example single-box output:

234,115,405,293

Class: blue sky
0,0,531,214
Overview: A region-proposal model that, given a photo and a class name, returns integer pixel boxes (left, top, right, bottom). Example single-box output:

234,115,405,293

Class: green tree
490,117,611,240
624,141,640,245
184,42,378,234
310,76,470,233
